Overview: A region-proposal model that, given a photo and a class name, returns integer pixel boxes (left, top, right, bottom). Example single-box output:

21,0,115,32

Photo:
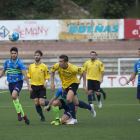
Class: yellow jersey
27,63,50,86
51,62,83,88
83,60,104,81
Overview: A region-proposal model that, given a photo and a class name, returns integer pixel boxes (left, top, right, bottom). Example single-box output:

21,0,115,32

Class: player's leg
73,95,96,117
11,81,29,125
137,85,140,121
51,99,62,125
94,81,102,108
39,87,50,110
61,108,73,125
137,85,140,103
87,80,94,105
100,88,106,100
92,90,96,101
34,98,45,122
66,90,76,125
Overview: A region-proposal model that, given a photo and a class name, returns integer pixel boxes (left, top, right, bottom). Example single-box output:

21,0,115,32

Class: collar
9,58,18,64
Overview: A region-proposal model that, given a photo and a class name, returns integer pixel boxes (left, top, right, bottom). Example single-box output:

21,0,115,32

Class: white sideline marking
0,91,8,93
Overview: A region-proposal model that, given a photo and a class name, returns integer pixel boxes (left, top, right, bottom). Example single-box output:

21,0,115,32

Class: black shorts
88,80,100,92
65,83,79,95
30,85,46,99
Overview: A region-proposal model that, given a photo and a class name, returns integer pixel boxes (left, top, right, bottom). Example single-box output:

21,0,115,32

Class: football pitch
0,88,139,140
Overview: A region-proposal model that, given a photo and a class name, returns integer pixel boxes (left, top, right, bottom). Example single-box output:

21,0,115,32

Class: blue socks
36,105,45,118
97,94,101,101
68,102,76,119
78,100,91,110
45,100,49,106
88,95,92,104
92,90,96,99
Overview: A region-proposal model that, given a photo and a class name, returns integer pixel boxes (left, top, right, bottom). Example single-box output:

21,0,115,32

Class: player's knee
12,95,17,100
52,101,57,107
34,101,39,106
66,98,72,103
61,118,66,124
40,101,45,106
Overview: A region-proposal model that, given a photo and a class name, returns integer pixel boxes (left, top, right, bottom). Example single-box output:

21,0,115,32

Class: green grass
0,88,139,140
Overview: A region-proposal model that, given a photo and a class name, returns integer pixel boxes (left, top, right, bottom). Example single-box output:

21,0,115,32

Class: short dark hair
59,54,68,62
138,48,140,50
35,50,43,56
90,50,97,55
10,47,18,53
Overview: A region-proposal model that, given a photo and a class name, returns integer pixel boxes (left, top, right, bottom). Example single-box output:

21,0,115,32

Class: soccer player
44,88,77,125
81,51,104,108
0,47,30,125
51,54,96,125
27,50,50,122
91,53,106,101
126,48,140,121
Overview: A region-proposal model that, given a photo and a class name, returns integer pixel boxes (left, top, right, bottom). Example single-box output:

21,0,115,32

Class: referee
27,50,50,122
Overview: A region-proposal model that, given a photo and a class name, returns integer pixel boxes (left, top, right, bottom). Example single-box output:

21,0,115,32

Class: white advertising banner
0,20,59,40
0,75,138,89
59,19,124,40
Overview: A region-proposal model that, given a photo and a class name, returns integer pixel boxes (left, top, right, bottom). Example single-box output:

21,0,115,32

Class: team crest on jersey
7,64,9,67
15,64,18,68
137,65,139,67
96,64,98,67
40,69,43,72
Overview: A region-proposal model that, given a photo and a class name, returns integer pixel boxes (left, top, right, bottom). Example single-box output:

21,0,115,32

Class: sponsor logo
15,64,18,68
0,26,10,38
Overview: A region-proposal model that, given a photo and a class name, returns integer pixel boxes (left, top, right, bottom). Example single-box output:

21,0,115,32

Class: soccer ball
8,31,19,42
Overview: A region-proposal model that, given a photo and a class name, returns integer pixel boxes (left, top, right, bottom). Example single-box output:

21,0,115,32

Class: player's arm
100,62,104,83
0,61,7,78
79,63,87,83
0,69,6,78
22,70,31,93
51,63,59,92
51,71,55,92
100,71,104,83
126,72,137,85
43,65,50,89
82,70,88,94
44,96,57,111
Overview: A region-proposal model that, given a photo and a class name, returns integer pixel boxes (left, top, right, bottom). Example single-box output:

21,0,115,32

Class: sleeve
27,65,31,78
19,61,26,71
3,60,7,70
73,65,83,75
51,63,59,72
133,62,138,72
54,88,62,98
83,62,87,71
99,61,104,72
45,65,50,79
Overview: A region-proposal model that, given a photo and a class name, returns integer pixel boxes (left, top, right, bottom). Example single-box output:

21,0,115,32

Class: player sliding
44,88,78,125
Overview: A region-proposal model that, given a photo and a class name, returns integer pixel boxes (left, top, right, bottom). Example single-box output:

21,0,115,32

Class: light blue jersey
133,59,140,85
3,58,26,83
55,88,77,106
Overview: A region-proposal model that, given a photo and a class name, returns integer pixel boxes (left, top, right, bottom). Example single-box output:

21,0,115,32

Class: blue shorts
59,99,71,117
137,85,140,99
9,80,23,95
